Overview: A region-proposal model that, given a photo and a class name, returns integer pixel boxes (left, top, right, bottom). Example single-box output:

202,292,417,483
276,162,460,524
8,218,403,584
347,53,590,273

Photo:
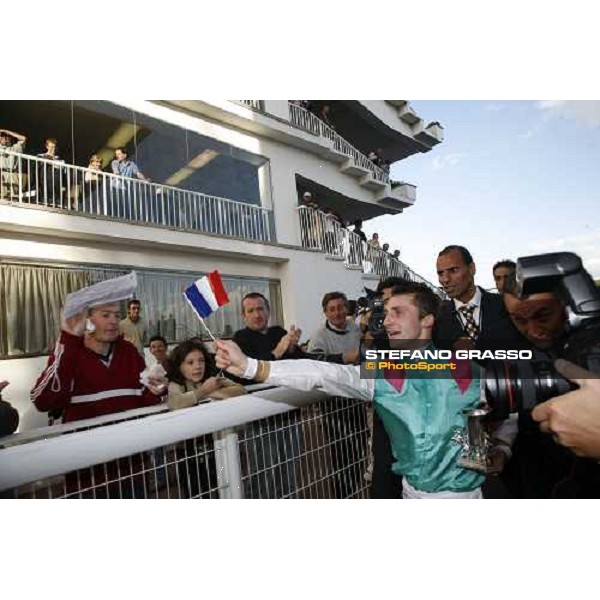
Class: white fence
0,149,274,243
288,103,389,184
298,206,438,288
0,387,370,500
235,100,265,111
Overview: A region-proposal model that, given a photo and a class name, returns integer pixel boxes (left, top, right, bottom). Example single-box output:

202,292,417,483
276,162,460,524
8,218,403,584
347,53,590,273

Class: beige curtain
0,265,128,357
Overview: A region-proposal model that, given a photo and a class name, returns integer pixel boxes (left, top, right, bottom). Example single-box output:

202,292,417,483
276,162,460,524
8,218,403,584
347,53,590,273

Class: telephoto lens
484,359,575,420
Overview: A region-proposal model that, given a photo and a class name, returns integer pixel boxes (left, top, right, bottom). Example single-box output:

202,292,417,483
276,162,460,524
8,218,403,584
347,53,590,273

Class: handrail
297,206,440,292
0,386,329,492
235,100,265,111
0,149,275,243
288,103,390,184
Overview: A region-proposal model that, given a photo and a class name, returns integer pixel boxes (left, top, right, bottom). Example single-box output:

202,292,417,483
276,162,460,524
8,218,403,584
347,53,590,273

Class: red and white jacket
31,331,161,423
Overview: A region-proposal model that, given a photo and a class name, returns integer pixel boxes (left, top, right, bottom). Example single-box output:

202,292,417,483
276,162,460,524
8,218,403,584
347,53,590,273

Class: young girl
167,339,244,411
166,339,245,498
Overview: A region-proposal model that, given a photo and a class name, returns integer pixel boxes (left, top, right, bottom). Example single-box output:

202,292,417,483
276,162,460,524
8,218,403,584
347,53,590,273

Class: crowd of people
1,127,147,210
2,243,598,499
289,103,390,173
299,190,402,274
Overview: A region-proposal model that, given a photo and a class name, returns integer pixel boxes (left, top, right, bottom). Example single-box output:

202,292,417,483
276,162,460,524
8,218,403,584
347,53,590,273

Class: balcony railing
298,206,439,291
0,386,370,499
235,100,265,111
0,149,275,243
288,103,390,185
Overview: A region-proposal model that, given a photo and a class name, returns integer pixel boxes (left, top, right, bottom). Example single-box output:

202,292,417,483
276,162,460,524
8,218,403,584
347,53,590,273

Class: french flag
183,271,230,319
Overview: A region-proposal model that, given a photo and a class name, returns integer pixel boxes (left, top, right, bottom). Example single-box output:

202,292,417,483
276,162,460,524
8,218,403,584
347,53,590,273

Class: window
0,262,282,358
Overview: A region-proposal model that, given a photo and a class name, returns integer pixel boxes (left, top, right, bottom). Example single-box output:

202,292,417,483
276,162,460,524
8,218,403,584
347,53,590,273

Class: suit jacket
433,287,518,351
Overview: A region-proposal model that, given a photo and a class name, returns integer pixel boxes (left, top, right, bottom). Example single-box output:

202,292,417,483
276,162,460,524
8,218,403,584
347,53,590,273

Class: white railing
297,206,440,291
0,387,370,500
288,103,390,184
236,100,265,111
0,149,275,243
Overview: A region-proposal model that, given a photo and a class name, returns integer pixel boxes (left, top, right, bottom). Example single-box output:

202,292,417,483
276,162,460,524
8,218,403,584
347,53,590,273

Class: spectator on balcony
317,104,335,130
308,292,361,356
366,233,381,273
119,299,148,357
291,100,310,110
36,138,66,208
110,147,147,219
323,208,342,255
0,381,19,437
393,249,401,260
0,128,27,200
379,243,392,275
299,192,322,249
368,232,380,249
353,219,367,243
300,190,319,210
83,154,103,213
367,149,383,166
367,148,390,174
351,219,367,265
111,147,147,182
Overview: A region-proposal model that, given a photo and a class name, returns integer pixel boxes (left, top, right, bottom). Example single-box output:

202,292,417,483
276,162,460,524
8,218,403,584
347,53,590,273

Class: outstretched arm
215,340,373,401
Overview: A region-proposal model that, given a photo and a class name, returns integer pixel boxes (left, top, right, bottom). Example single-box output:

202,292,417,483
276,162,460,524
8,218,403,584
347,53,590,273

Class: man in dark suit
433,246,520,497
433,245,513,351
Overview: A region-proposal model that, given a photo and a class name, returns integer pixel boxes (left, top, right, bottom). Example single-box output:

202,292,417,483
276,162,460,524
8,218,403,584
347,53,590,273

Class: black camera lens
484,359,575,420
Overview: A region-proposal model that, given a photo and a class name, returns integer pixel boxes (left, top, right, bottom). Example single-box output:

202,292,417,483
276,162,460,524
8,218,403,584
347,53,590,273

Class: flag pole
198,316,217,342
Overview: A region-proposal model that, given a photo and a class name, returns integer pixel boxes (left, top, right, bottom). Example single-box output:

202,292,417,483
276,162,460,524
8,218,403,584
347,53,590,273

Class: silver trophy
452,405,498,474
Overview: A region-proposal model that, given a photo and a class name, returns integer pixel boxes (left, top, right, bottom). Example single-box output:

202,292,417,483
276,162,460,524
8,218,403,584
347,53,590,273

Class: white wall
262,100,290,121
111,100,388,246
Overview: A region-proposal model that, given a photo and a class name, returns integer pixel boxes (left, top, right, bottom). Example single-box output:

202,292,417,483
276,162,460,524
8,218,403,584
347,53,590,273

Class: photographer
532,359,600,461
492,280,574,498
487,253,600,497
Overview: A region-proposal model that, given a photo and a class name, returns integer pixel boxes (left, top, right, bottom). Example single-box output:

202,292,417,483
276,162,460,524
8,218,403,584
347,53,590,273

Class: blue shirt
111,159,140,179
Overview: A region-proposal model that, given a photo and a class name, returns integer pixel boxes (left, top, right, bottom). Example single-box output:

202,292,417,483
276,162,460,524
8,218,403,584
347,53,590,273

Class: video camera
357,287,385,337
485,252,600,420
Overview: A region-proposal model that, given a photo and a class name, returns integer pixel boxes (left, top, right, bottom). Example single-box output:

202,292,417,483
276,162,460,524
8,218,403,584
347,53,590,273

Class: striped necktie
458,304,480,339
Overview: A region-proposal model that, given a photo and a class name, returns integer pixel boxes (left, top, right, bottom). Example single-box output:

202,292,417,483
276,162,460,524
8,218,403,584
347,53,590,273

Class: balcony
234,100,265,112
0,386,370,499
0,149,275,243
288,102,390,186
297,206,440,290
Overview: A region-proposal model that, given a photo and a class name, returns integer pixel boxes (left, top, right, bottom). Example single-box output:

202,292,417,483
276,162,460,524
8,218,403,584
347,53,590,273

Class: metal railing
288,103,390,184
236,100,265,111
297,206,439,290
0,387,370,499
0,149,275,243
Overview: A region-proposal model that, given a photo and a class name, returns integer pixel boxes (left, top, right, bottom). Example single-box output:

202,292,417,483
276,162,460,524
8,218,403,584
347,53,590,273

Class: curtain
0,263,282,357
